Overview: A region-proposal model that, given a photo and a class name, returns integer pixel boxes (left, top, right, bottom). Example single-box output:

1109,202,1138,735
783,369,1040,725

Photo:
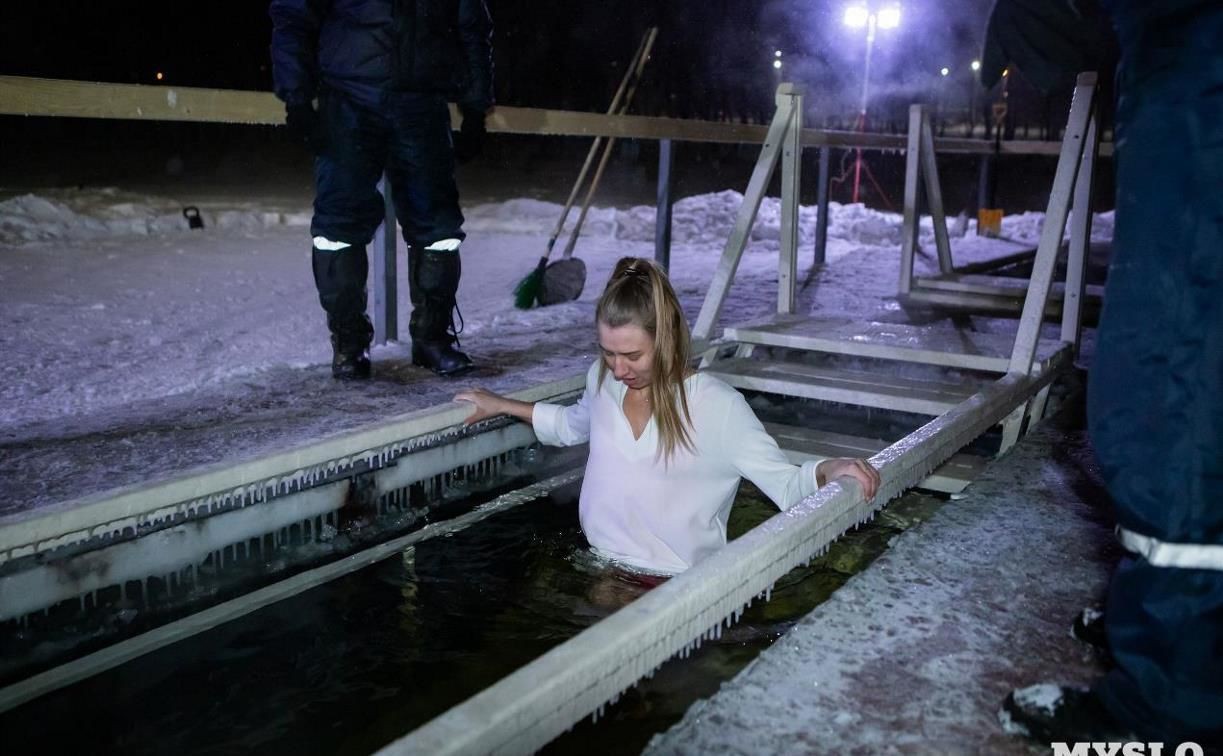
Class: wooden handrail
0,75,1112,157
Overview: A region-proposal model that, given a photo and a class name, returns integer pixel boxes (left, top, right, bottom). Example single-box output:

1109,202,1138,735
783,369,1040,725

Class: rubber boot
312,245,373,380
1071,604,1109,656
408,246,472,376
1000,685,1135,745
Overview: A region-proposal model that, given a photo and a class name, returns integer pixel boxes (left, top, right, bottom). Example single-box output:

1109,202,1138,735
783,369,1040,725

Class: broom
513,28,658,308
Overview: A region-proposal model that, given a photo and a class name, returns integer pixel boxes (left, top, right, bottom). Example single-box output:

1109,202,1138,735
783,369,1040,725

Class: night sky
1,1,1007,124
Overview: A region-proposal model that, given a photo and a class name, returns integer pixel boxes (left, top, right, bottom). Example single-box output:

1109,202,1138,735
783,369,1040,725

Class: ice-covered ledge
645,398,1115,755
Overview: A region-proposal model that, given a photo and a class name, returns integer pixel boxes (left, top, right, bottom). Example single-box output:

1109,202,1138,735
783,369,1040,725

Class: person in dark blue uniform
983,0,1223,747
270,0,493,379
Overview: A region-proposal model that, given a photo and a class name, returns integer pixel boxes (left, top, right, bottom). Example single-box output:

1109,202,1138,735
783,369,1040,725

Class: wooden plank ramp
764,423,988,494
723,314,1064,373
706,358,980,416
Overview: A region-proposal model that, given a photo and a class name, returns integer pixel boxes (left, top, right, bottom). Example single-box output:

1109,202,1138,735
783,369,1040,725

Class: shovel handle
543,27,658,259
561,28,658,261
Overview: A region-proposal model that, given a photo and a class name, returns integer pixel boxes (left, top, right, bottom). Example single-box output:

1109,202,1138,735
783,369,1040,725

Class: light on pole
843,3,901,203
969,59,981,136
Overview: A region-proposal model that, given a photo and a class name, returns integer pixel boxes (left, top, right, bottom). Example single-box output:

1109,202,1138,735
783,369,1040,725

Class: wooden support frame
1007,74,1097,375
903,75,1101,362
778,91,803,314
693,79,1100,468
1061,111,1100,351
921,108,955,275
693,84,805,341
899,104,956,294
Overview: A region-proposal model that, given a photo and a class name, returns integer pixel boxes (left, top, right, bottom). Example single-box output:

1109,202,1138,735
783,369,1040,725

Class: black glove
453,106,487,164
285,102,327,154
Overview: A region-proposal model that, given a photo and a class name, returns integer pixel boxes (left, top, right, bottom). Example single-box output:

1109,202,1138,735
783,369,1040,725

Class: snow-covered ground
0,185,1112,516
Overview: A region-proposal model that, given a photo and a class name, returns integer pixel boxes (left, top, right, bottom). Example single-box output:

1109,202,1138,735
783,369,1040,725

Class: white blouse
532,360,821,574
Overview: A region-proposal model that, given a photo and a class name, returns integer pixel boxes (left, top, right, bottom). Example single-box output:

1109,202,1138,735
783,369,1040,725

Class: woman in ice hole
455,257,880,575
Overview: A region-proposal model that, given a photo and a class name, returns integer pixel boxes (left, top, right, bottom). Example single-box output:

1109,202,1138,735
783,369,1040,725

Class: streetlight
842,3,902,203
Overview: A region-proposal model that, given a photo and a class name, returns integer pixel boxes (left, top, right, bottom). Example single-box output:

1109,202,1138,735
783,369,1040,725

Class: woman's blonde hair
595,257,694,463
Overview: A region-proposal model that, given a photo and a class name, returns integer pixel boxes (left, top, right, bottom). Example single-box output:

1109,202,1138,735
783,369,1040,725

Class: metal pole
654,139,674,273
813,146,831,266
976,153,992,215
852,14,876,204
778,89,803,315
371,174,398,345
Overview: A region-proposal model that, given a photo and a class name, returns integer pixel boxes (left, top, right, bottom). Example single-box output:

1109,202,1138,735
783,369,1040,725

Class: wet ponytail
595,257,694,464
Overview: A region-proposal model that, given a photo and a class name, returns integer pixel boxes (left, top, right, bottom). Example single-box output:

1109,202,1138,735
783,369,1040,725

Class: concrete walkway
647,397,1119,755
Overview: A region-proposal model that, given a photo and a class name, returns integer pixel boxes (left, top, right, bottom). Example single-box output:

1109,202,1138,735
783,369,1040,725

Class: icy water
1,477,945,756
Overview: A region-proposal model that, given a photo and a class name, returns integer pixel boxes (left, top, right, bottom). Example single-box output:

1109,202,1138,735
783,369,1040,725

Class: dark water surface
1,477,945,756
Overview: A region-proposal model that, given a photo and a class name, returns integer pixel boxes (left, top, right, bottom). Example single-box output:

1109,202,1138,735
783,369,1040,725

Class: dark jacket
270,0,493,112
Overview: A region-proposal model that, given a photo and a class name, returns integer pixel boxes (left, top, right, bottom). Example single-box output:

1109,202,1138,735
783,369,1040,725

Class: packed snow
0,185,1111,515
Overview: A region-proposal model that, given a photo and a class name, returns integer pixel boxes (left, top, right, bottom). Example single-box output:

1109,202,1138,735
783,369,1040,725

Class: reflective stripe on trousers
1118,527,1223,571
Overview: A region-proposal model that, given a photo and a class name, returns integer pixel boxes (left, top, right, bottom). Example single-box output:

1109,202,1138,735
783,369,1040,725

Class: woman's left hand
817,457,882,500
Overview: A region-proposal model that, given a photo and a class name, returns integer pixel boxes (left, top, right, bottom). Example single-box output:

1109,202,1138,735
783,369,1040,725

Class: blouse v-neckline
613,373,701,444
620,387,653,442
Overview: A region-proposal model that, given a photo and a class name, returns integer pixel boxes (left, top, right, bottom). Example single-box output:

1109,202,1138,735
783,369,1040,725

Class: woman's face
598,322,655,390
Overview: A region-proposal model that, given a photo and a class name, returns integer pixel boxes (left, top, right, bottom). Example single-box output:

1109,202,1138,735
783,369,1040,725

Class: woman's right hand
816,457,882,500
453,387,507,426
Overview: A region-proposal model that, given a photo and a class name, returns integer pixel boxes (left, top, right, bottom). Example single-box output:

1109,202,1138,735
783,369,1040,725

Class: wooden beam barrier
0,75,1112,156
0,76,284,125
0,373,586,566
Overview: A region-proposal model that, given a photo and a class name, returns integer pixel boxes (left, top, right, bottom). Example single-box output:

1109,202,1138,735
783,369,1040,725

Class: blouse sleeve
531,361,598,447
716,388,820,511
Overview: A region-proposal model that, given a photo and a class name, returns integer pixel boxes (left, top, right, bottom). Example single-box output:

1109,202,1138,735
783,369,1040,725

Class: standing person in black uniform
982,0,1223,748
270,0,493,379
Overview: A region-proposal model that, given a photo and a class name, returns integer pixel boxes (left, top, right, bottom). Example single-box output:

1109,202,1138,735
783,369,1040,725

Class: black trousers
310,89,465,343
1088,1,1223,745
